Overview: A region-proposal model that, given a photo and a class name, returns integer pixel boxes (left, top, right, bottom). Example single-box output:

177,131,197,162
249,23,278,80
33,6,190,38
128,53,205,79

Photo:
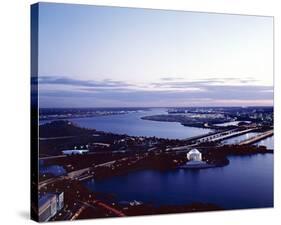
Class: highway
38,176,65,189
96,201,126,217
40,150,133,161
40,155,67,160
39,159,125,190
70,205,87,221
78,200,126,218
168,128,257,153
39,136,75,141
198,128,257,143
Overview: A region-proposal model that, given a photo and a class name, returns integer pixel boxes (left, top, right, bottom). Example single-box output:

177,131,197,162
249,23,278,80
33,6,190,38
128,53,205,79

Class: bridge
39,167,92,189
67,167,91,179
239,130,273,145
183,129,228,142
167,128,258,153
197,128,257,143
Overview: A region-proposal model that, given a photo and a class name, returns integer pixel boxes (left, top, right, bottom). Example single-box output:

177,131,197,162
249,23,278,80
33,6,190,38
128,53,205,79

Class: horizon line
39,105,274,109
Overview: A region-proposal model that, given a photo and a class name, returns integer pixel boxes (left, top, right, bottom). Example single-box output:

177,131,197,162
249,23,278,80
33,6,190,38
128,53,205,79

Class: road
78,200,126,218
201,128,257,142
239,130,273,145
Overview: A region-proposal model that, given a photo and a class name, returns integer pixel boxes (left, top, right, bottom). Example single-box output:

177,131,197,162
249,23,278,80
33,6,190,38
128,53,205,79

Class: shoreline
37,120,273,221
141,114,233,129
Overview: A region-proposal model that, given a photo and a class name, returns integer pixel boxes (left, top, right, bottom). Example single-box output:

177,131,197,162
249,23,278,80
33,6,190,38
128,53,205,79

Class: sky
35,3,274,108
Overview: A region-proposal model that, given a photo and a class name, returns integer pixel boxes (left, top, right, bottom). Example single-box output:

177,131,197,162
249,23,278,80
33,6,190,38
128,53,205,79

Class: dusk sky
36,3,273,108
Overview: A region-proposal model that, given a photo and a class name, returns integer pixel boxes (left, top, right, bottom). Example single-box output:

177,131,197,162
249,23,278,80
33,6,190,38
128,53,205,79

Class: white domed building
186,148,202,161
180,148,208,168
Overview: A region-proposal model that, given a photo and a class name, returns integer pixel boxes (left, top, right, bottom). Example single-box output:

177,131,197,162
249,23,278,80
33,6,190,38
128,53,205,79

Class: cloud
39,84,273,106
160,77,184,81
151,77,260,89
35,75,265,90
37,75,273,107
35,76,133,88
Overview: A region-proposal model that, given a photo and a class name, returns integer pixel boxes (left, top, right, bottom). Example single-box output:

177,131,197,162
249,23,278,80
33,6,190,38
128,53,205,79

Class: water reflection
66,109,213,139
85,155,273,209
254,136,274,150
40,165,66,176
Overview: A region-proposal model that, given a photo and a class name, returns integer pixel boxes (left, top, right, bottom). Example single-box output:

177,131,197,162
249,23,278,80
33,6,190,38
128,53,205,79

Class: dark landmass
124,202,223,216
141,114,228,128
141,106,273,128
39,120,185,156
39,121,126,156
78,202,223,219
167,106,273,123
40,120,94,138
39,107,148,121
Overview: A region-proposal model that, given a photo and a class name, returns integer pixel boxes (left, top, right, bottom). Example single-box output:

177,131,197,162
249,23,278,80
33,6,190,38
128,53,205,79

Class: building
56,192,64,211
39,194,57,222
39,192,64,222
62,149,89,155
180,148,209,169
186,148,202,161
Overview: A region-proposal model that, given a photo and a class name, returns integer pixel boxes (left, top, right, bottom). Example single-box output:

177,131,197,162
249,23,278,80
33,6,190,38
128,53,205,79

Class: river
85,154,273,209
44,108,213,139
39,108,273,210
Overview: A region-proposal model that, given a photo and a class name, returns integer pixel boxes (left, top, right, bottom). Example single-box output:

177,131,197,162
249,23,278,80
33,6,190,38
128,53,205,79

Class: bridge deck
239,130,273,145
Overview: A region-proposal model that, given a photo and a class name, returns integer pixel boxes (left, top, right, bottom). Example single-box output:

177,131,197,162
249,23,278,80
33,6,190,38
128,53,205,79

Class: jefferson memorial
186,148,202,161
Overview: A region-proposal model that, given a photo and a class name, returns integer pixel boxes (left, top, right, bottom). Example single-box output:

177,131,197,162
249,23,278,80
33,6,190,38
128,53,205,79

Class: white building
186,149,202,161
39,192,64,222
56,192,64,211
62,149,89,155
39,194,57,222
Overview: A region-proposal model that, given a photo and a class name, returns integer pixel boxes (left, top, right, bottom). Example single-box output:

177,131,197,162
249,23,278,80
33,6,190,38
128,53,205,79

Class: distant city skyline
36,3,273,108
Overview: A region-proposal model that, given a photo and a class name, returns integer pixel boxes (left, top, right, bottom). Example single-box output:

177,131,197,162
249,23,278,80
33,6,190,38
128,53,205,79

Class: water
214,121,250,127
85,154,273,209
40,165,66,176
222,132,260,145
254,136,274,150
41,108,213,139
